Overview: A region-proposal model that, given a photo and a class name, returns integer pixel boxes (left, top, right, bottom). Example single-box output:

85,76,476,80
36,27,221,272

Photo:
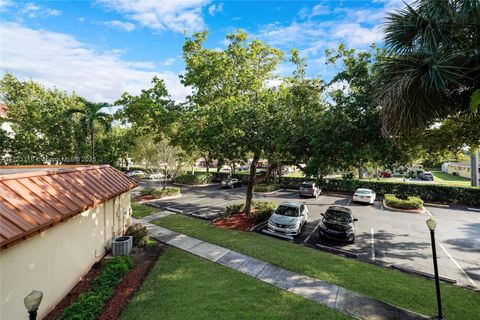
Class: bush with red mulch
212,213,256,231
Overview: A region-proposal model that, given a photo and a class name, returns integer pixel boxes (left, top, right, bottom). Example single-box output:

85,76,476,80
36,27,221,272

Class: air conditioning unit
112,236,133,256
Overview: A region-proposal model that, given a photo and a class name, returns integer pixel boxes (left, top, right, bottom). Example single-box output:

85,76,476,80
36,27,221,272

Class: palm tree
67,101,111,162
376,0,480,136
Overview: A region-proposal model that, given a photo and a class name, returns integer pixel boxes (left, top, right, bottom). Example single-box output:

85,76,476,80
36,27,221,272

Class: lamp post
426,218,446,320
24,290,43,320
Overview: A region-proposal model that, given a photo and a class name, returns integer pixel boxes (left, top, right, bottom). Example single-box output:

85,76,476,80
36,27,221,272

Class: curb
249,221,267,231
391,265,457,284
173,183,219,187
138,194,181,204
382,200,425,214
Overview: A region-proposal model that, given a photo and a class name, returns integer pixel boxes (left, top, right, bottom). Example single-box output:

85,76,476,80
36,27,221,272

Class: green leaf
471,89,480,112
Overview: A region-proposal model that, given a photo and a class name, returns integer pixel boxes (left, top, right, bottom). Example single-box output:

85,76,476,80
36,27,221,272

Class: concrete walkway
135,214,429,320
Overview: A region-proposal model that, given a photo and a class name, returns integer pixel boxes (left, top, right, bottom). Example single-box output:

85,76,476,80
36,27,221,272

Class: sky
0,0,407,103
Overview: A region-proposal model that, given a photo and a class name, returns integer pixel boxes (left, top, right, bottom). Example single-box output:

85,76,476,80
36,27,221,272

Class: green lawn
131,201,158,218
153,215,480,320
431,171,471,187
121,247,349,320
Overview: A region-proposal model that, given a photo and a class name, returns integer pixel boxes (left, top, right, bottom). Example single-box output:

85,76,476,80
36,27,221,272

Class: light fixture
24,290,43,320
426,218,437,231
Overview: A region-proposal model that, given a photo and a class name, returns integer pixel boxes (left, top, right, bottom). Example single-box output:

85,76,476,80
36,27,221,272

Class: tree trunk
358,166,362,180
191,164,195,174
232,162,236,174
163,164,168,190
90,128,95,163
245,153,260,216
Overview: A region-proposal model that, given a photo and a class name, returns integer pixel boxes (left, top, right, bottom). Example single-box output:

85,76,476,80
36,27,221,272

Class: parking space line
425,208,433,217
346,199,351,206
316,195,325,201
166,197,213,208
467,207,480,212
437,241,477,287
370,228,376,262
303,221,321,244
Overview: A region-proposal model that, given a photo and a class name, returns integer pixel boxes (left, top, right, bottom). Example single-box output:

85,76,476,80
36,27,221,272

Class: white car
149,172,164,179
127,170,145,177
266,202,308,237
353,188,376,204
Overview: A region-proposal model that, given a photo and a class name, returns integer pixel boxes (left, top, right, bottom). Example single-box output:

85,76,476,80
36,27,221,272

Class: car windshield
300,183,313,188
355,189,371,195
325,210,352,223
275,205,299,217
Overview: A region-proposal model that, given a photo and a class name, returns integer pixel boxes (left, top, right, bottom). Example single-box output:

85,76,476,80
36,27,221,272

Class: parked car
420,171,434,181
267,202,308,237
148,172,164,179
352,188,376,204
127,170,145,177
256,170,267,177
238,165,250,171
222,167,231,172
221,178,242,189
379,171,392,178
299,181,320,198
318,206,357,243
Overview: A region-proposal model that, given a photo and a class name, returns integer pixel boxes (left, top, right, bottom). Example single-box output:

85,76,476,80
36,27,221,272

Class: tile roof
0,165,138,250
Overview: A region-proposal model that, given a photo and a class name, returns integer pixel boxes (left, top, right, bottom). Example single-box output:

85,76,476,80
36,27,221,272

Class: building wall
0,191,132,320
447,165,472,179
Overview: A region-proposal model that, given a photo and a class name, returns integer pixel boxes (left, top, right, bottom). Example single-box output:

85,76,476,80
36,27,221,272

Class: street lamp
24,290,43,320
426,218,446,320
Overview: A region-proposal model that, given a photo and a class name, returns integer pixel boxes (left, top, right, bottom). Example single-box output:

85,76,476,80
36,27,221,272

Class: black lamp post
426,218,446,320
24,290,43,320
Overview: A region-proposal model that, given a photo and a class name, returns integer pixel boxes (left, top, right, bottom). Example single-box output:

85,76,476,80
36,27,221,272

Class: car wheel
348,237,355,244
230,185,234,189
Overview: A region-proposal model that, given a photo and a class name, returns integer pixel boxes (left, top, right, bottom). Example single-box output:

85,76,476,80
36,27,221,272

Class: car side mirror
354,218,358,222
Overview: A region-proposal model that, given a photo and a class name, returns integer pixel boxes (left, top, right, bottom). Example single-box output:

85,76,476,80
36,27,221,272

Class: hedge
255,183,281,192
384,194,424,210
210,173,480,206
220,201,277,223
61,255,134,320
174,173,213,185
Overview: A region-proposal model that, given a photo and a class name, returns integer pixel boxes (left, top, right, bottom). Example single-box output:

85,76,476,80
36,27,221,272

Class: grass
153,215,480,320
131,200,158,218
431,171,471,187
121,247,349,320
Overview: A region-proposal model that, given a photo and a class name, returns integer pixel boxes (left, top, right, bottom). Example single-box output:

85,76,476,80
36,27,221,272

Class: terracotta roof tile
0,165,137,249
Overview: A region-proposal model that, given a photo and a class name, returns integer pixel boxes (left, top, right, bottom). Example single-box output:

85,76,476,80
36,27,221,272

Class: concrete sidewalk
136,215,429,320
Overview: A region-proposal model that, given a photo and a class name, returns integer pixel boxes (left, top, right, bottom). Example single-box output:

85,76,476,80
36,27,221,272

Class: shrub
140,188,154,196
174,173,213,185
125,223,149,246
255,183,281,192
220,203,245,219
152,187,180,198
252,201,277,224
61,255,134,320
384,194,424,209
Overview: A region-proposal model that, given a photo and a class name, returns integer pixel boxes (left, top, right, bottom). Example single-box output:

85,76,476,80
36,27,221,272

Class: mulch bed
98,243,165,320
44,242,165,320
44,261,105,320
212,213,256,231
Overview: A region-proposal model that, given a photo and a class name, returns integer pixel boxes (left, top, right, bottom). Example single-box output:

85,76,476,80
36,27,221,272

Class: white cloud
160,58,177,66
0,23,190,102
21,2,61,18
208,2,223,16
98,0,212,33
105,20,135,31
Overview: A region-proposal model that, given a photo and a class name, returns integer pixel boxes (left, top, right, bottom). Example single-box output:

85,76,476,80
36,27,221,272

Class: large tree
377,0,480,136
180,30,284,214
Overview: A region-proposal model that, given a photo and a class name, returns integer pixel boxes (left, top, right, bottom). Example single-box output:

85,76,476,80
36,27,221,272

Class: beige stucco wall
0,191,132,320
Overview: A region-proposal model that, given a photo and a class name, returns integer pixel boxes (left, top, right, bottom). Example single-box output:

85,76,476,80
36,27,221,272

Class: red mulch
212,213,256,231
98,243,165,320
44,261,105,320
44,242,165,320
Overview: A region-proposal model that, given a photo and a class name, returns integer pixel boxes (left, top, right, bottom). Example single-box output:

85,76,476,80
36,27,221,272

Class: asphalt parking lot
135,181,480,289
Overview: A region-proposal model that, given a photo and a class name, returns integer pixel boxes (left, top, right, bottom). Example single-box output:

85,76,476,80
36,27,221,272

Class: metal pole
471,152,479,187
28,310,37,320
430,230,445,320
